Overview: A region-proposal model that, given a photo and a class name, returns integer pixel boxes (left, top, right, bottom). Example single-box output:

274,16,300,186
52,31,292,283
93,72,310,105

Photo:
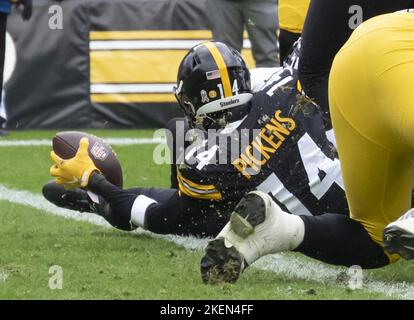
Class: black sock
296,214,389,269
88,173,138,231
279,29,300,64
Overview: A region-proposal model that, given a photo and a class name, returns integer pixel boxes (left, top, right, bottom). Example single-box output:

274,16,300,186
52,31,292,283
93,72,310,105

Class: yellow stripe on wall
90,30,256,104
90,30,213,40
91,50,188,83
91,93,176,103
90,50,255,84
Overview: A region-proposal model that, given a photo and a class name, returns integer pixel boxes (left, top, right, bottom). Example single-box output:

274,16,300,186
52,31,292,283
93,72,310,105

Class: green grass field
1,130,413,300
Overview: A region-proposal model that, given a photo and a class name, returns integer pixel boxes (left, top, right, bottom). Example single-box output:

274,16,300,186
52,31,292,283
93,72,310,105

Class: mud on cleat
200,238,245,284
383,208,414,260
42,180,98,213
201,191,305,284
201,191,269,284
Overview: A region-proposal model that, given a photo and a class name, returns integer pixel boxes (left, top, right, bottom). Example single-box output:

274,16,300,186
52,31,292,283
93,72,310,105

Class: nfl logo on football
91,142,109,161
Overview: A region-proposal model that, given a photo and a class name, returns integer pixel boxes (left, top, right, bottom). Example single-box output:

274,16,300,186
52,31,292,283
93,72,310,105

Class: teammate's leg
279,29,300,64
329,12,414,260
299,0,413,128
243,0,279,67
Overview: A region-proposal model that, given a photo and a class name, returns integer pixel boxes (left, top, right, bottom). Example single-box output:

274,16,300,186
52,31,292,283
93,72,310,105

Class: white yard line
1,184,414,299
0,272,8,283
0,137,164,147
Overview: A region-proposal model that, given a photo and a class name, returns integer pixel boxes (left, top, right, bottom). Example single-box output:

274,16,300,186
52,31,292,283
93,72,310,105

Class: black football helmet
174,41,252,129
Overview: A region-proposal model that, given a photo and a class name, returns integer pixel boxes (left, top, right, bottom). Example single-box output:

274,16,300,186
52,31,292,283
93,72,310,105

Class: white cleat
201,191,304,284
383,208,414,260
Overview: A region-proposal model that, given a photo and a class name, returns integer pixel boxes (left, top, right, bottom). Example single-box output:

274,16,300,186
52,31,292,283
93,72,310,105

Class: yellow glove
50,137,100,189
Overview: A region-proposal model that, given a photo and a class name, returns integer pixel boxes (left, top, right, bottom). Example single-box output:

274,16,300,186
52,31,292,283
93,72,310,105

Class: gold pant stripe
178,186,222,200
177,172,222,200
177,171,216,191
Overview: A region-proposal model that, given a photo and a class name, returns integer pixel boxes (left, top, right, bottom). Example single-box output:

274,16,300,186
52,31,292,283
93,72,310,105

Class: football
52,131,123,187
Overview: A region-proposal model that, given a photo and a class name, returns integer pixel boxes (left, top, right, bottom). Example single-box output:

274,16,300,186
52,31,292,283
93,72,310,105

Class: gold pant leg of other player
329,12,414,262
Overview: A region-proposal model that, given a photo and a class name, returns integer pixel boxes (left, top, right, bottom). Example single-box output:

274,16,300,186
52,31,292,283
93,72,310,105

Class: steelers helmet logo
208,90,218,99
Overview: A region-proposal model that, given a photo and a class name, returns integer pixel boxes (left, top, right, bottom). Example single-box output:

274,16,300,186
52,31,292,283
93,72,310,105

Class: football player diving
44,41,350,248
200,3,414,284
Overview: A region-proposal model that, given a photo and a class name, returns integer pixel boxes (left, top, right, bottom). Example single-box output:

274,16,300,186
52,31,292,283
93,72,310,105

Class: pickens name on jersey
233,109,296,179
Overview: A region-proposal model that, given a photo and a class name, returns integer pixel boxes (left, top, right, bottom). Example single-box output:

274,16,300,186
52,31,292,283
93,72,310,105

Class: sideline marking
0,137,164,147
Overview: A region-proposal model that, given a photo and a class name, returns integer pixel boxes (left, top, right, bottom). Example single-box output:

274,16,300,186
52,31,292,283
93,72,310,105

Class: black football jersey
177,67,349,217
